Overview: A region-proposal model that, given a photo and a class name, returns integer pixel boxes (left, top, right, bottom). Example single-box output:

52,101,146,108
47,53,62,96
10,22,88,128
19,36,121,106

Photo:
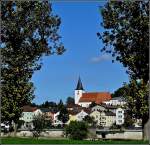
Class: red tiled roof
22,105,37,112
79,92,111,104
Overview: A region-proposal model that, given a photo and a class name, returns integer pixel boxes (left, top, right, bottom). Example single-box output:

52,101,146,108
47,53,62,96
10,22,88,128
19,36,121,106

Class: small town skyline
32,2,129,105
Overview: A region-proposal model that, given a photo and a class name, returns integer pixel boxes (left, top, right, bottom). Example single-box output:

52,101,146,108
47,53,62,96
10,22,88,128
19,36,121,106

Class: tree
98,1,149,82
65,121,88,140
17,120,25,129
123,112,135,129
66,97,75,105
1,1,65,135
58,106,69,127
124,80,149,138
32,114,50,139
83,115,96,127
98,1,149,140
89,102,97,108
111,84,128,98
57,99,64,110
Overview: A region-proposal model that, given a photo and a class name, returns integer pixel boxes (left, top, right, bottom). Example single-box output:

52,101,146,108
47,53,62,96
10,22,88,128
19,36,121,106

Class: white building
19,106,37,123
103,96,126,106
74,77,112,107
116,108,124,125
91,105,106,112
33,108,43,116
53,112,63,126
76,110,88,121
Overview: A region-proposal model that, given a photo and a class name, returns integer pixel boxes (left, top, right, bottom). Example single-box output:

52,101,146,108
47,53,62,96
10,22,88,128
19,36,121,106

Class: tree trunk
143,118,150,141
13,123,18,137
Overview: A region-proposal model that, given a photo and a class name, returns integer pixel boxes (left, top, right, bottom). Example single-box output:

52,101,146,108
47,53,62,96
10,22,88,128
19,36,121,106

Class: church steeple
75,77,84,90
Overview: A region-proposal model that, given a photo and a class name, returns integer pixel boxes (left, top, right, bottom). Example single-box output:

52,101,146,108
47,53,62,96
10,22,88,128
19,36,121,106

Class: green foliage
124,80,149,127
32,114,50,138
66,97,75,105
58,106,69,125
111,84,128,98
58,99,64,110
123,113,135,128
17,120,25,129
1,1,65,125
98,1,149,82
40,101,57,108
83,115,96,127
2,137,149,144
89,102,97,108
98,1,149,139
110,122,122,130
65,121,88,140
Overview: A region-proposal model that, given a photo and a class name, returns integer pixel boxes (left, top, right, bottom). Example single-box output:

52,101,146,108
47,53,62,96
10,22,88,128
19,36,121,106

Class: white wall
103,99,126,106
19,112,34,122
97,130,142,140
75,90,85,104
76,110,88,121
1,130,142,140
116,108,124,125
78,102,91,108
53,112,63,126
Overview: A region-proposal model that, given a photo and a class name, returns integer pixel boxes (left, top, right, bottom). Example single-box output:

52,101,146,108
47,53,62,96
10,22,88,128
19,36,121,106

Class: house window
118,115,122,118
118,111,122,113
118,120,122,123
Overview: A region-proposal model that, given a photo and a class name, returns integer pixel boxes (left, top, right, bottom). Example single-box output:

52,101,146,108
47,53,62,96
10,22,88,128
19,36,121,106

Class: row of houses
19,103,124,129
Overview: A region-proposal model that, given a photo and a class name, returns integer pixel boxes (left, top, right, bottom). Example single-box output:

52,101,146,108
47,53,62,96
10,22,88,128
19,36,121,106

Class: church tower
75,77,85,104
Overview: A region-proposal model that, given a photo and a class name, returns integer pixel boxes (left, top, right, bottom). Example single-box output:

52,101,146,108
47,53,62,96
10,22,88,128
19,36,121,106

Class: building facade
116,108,124,125
74,77,112,107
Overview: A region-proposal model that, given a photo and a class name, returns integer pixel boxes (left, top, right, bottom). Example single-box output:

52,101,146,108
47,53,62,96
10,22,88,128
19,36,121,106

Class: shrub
32,114,49,139
65,121,88,140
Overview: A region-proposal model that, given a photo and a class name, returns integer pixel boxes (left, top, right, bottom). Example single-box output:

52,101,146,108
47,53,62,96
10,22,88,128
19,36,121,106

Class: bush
65,121,88,140
32,114,50,138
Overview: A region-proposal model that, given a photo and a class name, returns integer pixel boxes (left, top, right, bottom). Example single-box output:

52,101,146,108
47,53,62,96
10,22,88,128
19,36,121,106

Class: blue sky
32,2,129,105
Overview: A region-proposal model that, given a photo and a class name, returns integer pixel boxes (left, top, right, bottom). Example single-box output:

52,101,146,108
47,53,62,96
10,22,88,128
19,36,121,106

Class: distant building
91,105,106,112
40,108,54,121
74,77,112,107
19,105,37,123
67,108,91,123
103,96,126,106
19,105,37,129
90,110,116,127
53,112,63,126
76,109,89,121
90,110,101,126
116,108,124,125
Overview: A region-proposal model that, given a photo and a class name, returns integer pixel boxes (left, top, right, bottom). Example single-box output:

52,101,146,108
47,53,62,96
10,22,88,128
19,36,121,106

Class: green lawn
1,137,149,144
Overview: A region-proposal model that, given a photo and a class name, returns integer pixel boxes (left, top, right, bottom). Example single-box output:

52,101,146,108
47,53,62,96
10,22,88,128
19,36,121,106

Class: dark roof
67,104,82,108
101,104,117,109
104,111,115,116
40,108,51,113
68,110,80,115
75,77,84,90
83,108,91,114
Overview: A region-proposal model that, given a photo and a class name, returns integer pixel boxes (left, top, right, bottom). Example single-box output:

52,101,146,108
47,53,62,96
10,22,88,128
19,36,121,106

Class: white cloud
90,54,112,63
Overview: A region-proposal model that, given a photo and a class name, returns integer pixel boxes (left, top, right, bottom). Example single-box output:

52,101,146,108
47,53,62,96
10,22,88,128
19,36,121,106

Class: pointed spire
75,77,84,90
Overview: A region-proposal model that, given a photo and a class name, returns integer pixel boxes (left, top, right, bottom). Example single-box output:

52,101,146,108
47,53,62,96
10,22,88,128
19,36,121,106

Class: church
74,77,112,108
